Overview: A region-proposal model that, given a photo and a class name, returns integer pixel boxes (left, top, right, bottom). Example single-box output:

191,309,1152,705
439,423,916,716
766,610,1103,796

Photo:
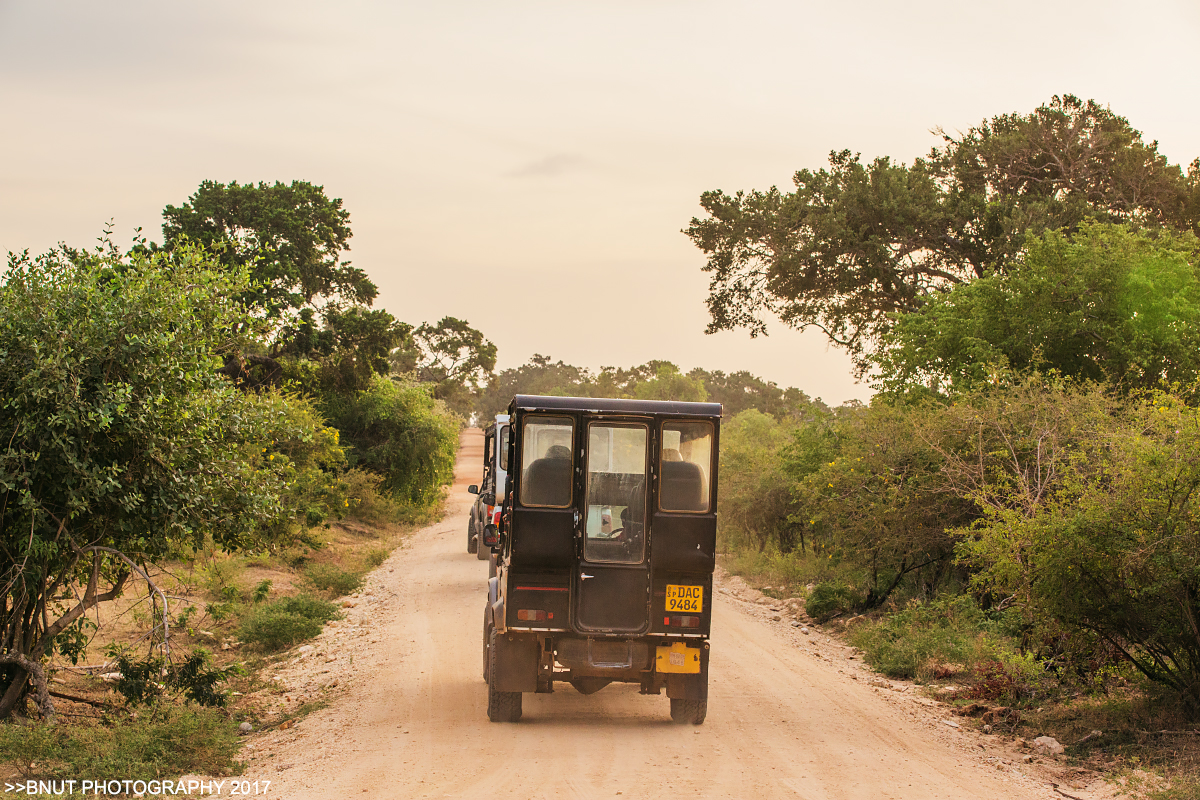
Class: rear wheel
487,629,522,722
475,533,489,560
467,516,478,554
670,698,707,725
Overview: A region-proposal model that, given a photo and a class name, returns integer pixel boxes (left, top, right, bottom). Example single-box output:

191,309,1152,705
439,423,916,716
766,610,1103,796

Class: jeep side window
660,421,713,513
499,425,510,471
518,416,574,508
583,423,648,564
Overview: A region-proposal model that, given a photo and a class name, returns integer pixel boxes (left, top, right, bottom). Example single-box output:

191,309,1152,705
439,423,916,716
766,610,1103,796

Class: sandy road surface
244,430,1104,800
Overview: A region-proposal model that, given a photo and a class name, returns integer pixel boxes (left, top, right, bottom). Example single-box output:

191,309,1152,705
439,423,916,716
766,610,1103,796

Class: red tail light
493,510,501,525
664,616,700,628
516,609,550,621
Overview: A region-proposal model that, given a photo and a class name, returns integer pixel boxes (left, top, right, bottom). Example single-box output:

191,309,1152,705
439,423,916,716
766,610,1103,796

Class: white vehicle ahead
467,414,510,560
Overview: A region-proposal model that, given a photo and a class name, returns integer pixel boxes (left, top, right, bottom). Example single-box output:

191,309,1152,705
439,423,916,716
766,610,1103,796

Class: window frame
498,424,510,471
658,419,715,514
583,420,650,564
517,414,576,509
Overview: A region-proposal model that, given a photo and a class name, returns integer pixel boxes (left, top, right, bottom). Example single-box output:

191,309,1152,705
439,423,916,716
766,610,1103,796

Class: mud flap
666,645,709,701
493,634,539,693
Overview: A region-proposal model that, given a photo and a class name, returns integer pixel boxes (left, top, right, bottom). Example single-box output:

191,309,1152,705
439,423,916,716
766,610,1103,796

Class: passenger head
546,444,571,460
662,448,682,462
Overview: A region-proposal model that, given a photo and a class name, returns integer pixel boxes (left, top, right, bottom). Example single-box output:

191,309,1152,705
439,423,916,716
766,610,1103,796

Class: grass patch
238,594,342,651
847,596,1020,684
0,706,241,780
304,564,364,596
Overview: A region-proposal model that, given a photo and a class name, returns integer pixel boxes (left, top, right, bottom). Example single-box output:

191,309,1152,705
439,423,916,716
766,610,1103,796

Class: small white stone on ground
1032,736,1064,755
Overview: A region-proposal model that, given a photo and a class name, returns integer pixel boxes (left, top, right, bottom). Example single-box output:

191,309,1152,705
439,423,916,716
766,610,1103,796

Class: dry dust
241,430,1121,800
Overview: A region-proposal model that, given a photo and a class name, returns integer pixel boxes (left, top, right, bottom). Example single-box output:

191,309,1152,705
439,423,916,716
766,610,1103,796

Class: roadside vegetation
0,181,470,783
698,96,1200,797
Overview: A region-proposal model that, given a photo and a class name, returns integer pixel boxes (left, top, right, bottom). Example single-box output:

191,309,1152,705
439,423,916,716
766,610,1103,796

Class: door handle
580,573,594,580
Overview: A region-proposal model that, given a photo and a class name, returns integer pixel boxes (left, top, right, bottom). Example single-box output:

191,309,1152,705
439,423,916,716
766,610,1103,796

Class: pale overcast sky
2,1,1198,404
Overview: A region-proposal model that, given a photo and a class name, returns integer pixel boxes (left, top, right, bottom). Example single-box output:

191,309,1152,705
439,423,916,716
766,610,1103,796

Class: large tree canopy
686,95,1200,374
874,223,1200,395
162,180,376,317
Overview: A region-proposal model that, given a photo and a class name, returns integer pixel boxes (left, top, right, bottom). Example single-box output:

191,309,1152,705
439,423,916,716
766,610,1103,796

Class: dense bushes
238,595,342,651
719,371,1200,706
323,374,459,507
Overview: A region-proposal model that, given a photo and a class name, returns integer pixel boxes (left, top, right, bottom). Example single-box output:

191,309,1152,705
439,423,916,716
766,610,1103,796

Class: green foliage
789,400,976,609
238,594,341,651
717,410,801,552
107,648,241,708
251,580,272,604
325,374,459,507
304,563,363,596
162,179,373,317
805,583,863,622
394,316,497,416
847,596,1019,684
958,387,1200,708
687,95,1200,373
632,363,708,402
281,306,411,396
338,468,402,524
472,355,820,422
0,238,331,715
0,705,242,779
876,223,1200,394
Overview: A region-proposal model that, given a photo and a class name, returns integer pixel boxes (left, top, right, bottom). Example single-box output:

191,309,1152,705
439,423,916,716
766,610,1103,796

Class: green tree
472,355,593,422
951,382,1200,708
281,306,412,396
792,400,976,609
875,223,1200,394
162,180,375,318
393,317,497,418
632,363,708,402
717,410,799,553
0,241,334,718
686,95,1200,373
323,375,460,506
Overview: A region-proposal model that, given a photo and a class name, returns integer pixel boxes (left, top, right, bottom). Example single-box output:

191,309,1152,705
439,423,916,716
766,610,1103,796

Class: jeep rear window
660,421,713,512
519,416,574,508
584,423,648,564
499,425,510,471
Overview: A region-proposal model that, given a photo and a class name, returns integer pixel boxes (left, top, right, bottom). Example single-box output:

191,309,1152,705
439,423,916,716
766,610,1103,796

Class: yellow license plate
665,584,704,613
656,642,701,674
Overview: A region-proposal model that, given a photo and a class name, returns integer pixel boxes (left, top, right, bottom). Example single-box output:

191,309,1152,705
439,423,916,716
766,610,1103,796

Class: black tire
487,629,522,723
467,516,478,554
670,698,707,725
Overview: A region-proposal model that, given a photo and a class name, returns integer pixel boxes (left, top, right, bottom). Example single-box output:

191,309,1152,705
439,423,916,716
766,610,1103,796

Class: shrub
305,564,363,596
323,375,459,507
238,595,341,651
0,705,241,779
806,583,862,622
847,595,1006,681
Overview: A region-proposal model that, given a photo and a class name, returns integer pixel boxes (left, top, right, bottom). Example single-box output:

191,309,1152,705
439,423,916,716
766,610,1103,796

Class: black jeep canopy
510,394,722,418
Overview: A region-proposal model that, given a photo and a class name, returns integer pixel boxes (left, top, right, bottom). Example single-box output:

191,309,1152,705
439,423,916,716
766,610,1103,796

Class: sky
2,1,1198,405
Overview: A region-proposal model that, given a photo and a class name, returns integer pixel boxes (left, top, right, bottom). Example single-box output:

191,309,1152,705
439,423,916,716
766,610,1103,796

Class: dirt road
244,430,1104,799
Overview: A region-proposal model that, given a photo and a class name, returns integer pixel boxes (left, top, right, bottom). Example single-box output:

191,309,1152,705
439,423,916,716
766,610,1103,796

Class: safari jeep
467,414,510,561
482,395,720,724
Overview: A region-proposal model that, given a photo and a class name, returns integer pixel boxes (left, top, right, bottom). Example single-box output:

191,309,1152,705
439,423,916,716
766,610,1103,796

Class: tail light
517,609,552,622
493,509,501,525
664,616,700,628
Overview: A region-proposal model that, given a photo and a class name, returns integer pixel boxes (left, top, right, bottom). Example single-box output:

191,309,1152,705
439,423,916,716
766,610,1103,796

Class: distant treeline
469,356,828,423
